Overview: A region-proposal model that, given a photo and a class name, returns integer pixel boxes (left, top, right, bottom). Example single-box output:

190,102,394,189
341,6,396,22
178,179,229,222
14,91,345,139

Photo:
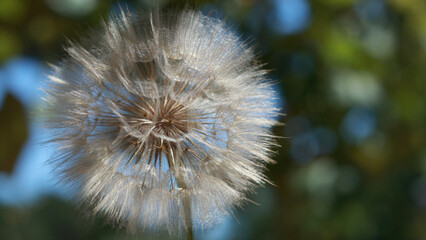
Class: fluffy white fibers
43,9,280,234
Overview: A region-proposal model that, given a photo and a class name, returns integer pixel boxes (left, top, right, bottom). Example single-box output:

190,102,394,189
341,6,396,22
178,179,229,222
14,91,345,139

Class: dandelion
43,8,279,237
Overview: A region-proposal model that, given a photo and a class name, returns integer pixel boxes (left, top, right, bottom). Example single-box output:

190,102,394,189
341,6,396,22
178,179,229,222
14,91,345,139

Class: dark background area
1,0,426,239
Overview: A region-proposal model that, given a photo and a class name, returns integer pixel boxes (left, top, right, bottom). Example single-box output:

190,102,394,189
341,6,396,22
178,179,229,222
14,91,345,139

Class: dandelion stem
180,182,193,240
176,172,193,240
167,147,193,240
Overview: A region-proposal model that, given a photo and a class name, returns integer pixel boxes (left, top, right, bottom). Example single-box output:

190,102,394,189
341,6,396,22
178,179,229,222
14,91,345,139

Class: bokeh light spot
314,127,338,155
267,0,311,35
340,107,376,144
3,57,46,107
46,0,98,17
291,131,319,163
330,69,384,107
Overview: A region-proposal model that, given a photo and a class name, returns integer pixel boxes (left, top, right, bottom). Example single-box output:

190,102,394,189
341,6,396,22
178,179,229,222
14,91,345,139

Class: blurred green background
1,0,426,239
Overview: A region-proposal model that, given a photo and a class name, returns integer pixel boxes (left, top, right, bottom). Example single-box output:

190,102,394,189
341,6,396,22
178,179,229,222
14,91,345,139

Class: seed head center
146,98,189,140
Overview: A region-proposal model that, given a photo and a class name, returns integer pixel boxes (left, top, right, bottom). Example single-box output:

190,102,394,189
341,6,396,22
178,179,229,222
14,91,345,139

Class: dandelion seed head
44,8,280,233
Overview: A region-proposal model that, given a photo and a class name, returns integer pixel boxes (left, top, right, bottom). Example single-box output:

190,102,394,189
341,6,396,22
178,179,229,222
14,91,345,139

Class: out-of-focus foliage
0,0,425,239
0,94,27,173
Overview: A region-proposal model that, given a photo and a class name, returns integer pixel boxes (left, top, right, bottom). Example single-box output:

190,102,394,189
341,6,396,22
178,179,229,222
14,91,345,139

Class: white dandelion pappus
44,9,280,233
